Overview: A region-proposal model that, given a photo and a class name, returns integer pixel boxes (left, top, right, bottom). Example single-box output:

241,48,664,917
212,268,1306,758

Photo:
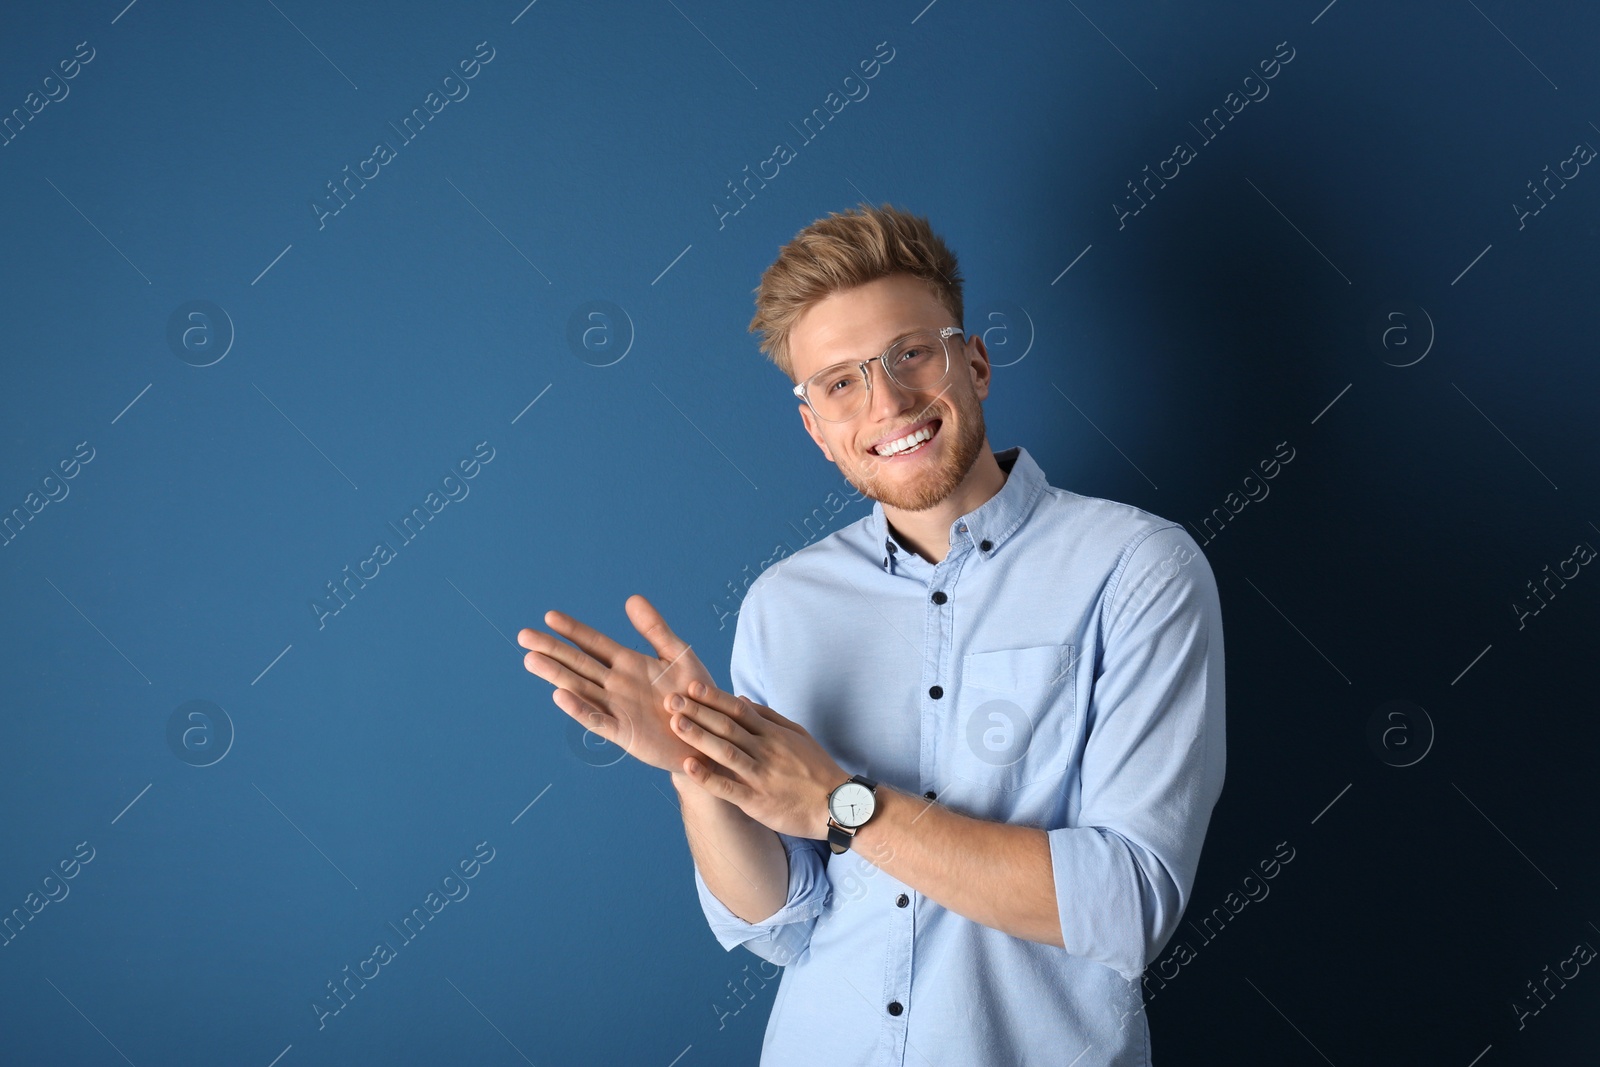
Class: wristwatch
825,774,879,855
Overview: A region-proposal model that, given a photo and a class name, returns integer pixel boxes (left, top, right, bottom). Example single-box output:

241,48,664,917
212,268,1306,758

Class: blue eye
823,370,861,394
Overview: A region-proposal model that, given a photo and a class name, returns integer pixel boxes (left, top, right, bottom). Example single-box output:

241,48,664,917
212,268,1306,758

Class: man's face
790,274,991,513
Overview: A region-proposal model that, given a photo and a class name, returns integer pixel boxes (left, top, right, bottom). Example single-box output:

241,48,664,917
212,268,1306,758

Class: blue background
2,1,1596,1063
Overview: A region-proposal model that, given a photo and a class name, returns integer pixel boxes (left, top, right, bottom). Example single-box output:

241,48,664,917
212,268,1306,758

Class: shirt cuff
1048,825,1178,981
693,833,831,967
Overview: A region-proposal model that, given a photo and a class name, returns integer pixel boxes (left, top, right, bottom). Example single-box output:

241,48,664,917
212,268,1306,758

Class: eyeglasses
792,326,963,423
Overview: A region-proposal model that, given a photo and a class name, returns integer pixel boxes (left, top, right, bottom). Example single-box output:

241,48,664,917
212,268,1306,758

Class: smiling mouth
871,417,942,459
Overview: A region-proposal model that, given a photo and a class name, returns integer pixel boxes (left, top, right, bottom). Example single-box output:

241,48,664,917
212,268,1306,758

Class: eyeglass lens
808,331,951,422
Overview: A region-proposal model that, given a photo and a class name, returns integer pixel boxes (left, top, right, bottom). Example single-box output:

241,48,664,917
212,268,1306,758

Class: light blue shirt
692,444,1226,1066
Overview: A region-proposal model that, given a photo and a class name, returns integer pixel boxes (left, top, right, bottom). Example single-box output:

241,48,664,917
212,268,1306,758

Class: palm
519,594,715,775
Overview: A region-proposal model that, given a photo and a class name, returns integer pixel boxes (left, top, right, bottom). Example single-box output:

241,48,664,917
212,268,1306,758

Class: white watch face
829,781,875,827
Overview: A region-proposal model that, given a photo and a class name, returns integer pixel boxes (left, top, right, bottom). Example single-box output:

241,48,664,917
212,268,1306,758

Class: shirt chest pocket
950,643,1078,794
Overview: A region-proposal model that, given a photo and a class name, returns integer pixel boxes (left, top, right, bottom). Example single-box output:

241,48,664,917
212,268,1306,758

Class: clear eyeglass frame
792,325,964,423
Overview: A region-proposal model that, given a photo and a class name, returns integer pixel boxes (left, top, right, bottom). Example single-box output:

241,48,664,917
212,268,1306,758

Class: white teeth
876,423,936,456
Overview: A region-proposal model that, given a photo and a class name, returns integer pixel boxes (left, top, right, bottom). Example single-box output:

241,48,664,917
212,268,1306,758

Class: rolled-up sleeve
689,577,833,967
693,834,831,966
1048,524,1227,980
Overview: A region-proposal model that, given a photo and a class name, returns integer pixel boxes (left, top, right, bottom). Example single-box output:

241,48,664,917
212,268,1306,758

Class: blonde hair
749,202,964,382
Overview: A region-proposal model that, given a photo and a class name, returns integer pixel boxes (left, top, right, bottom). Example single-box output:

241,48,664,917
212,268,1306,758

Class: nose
864,357,918,423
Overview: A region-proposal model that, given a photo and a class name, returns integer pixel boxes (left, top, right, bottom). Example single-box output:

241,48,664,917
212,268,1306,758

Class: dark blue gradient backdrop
1,2,1596,1064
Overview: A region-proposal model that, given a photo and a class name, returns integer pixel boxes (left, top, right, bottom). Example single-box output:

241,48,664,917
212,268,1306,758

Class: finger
521,627,608,689
682,749,750,803
565,688,639,757
675,689,754,745
542,608,629,671
524,649,610,713
672,710,756,777
684,679,758,727
737,693,803,732
626,594,695,667
554,687,619,738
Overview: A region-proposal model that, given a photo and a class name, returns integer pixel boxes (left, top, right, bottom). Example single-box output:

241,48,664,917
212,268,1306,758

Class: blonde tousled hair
748,202,964,382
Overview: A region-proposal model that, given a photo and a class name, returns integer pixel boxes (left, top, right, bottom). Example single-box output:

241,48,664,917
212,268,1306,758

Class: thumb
625,594,691,664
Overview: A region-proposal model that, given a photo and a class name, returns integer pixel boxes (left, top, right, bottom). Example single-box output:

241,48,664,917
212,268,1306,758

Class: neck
884,443,1007,565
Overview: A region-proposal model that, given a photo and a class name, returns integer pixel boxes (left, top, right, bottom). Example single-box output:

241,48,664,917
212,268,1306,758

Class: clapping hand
518,594,716,777
666,678,848,841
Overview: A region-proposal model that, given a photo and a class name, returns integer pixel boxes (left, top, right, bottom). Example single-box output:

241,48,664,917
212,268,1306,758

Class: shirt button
930,590,947,604
979,539,993,552
896,893,909,908
887,1001,904,1016
923,790,937,800
928,685,943,699
956,523,967,533
886,540,897,554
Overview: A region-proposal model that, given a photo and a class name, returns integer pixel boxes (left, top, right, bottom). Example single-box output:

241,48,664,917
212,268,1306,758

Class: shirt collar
870,445,1048,572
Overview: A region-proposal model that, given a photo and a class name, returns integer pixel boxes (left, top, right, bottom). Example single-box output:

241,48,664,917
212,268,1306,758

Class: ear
798,402,835,462
965,333,993,403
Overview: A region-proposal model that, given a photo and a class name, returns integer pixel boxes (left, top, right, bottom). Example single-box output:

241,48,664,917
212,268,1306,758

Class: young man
518,203,1225,1065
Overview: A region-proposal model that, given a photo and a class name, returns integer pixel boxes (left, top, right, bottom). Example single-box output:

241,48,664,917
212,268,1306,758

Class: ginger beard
836,381,987,513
